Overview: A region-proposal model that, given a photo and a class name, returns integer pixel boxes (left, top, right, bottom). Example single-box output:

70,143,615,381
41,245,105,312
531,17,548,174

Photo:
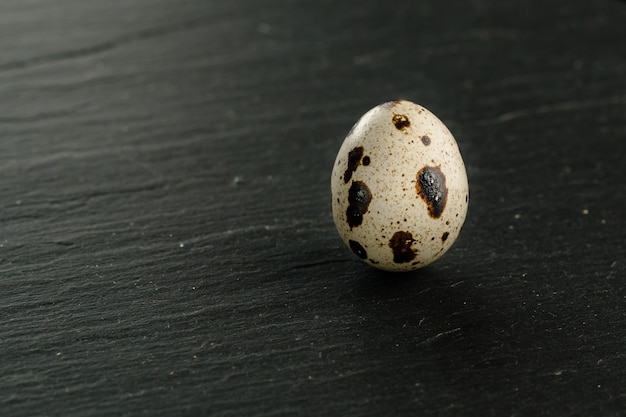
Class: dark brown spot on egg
388,231,417,263
346,181,372,229
392,114,410,131
362,156,370,166
421,135,431,145
349,240,367,259
441,232,449,242
416,165,448,218
344,146,364,184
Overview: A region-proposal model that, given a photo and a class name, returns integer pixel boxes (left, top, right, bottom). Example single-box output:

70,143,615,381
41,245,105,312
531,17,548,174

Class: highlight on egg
331,100,469,272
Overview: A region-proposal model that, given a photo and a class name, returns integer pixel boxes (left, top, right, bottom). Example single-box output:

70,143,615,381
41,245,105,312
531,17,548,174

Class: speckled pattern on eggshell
331,99,469,272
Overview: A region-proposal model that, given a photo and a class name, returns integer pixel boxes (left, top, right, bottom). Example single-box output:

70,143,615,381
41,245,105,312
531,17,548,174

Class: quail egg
331,100,469,272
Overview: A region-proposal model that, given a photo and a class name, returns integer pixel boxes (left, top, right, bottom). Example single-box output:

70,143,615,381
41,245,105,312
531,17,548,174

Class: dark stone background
1,0,625,415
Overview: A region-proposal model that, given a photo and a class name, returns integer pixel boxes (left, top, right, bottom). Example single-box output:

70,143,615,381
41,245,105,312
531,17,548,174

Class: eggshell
331,100,469,272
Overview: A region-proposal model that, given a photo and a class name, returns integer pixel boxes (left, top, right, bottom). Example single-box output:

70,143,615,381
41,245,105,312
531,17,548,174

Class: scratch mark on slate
0,18,213,73
286,259,351,271
420,328,461,345
0,102,89,123
476,95,626,125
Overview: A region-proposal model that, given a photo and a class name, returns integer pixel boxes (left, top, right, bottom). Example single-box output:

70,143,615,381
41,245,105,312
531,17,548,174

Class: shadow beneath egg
354,266,442,300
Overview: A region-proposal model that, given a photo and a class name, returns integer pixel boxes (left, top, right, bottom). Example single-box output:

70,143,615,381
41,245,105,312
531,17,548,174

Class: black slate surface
1,0,625,416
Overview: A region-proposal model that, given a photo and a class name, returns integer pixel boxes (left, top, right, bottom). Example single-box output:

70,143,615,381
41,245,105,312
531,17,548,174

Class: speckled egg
331,100,469,272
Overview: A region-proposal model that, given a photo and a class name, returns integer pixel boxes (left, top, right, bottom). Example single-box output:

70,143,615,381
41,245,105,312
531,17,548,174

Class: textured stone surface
1,0,625,416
